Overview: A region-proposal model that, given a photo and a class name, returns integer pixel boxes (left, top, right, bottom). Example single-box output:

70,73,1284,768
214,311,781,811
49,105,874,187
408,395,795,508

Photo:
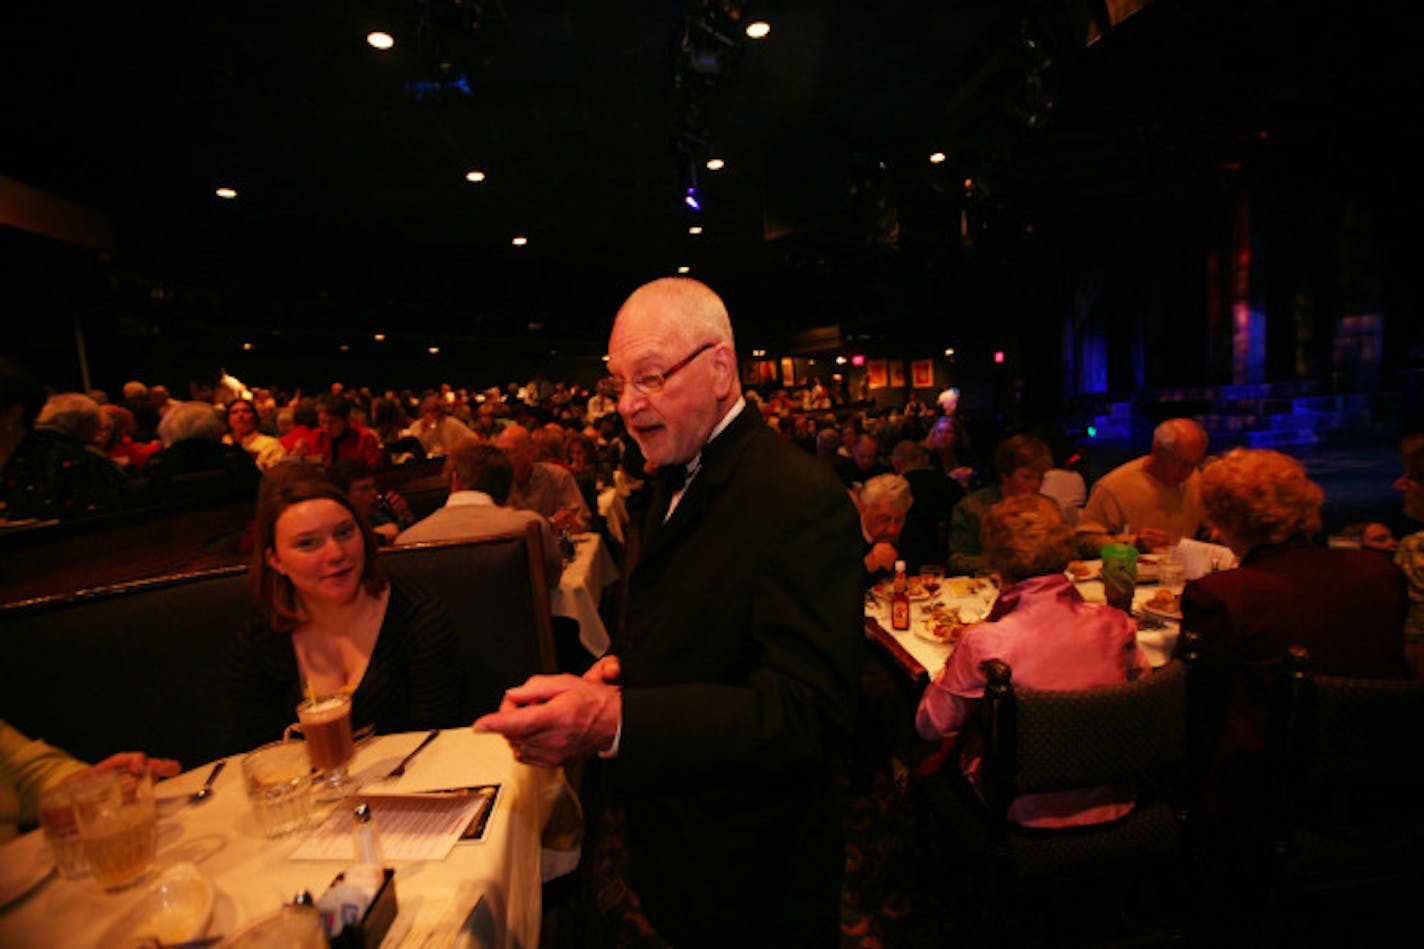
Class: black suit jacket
612,403,863,947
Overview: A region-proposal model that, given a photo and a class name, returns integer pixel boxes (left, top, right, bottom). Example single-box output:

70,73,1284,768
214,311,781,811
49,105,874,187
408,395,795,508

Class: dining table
864,564,1182,686
0,729,582,948
550,531,618,657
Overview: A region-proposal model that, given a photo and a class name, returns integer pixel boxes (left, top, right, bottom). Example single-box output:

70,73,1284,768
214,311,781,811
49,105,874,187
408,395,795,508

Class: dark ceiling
3,0,1419,371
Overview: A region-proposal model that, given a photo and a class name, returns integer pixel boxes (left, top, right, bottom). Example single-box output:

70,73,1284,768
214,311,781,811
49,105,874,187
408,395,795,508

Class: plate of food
1138,588,1182,621
915,605,974,645
874,576,935,601
942,576,990,598
1066,560,1100,581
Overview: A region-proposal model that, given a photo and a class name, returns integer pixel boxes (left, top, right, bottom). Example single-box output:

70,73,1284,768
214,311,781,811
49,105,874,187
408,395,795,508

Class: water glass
242,739,315,838
1160,561,1187,595
71,770,157,892
38,782,89,880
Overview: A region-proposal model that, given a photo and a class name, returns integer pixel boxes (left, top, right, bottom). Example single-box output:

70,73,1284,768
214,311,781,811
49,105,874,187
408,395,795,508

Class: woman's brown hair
251,465,387,632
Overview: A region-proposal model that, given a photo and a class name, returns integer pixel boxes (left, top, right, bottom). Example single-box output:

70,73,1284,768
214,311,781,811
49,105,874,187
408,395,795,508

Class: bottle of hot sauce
891,559,911,631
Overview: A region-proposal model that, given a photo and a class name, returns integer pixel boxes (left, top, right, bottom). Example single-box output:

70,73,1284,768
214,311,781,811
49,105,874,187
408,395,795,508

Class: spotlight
706,157,725,171
512,236,528,246
746,21,771,40
684,189,702,211
465,170,485,182
929,152,946,164
367,31,394,50
215,187,237,199
851,354,866,367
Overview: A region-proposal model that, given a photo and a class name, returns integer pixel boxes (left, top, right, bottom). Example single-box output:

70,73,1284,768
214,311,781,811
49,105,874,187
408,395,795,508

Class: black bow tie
657,464,689,493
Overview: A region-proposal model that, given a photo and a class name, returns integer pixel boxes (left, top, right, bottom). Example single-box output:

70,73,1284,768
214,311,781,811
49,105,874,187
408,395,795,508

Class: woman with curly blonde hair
1181,447,1409,821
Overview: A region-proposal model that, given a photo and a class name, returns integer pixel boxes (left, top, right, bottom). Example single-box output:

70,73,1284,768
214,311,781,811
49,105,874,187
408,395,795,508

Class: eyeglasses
605,342,716,398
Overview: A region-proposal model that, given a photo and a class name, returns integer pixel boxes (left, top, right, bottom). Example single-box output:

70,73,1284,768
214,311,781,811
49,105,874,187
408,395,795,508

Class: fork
383,730,440,780
188,760,226,805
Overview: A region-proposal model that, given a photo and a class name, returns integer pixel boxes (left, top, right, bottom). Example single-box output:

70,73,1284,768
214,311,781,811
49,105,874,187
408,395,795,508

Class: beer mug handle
282,722,303,742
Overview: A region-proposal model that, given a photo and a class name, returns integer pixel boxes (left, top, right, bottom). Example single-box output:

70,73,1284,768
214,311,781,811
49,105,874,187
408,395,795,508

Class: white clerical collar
666,396,745,520
683,396,745,483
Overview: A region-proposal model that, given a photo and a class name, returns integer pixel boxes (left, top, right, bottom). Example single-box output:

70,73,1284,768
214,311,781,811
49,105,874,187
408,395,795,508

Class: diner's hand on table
1135,527,1174,552
86,751,182,781
472,656,622,768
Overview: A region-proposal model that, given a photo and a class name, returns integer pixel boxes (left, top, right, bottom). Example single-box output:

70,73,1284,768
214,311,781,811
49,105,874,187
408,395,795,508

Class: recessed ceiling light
752,349,766,357
705,158,725,171
944,347,956,357
242,342,254,351
929,152,946,164
339,344,350,352
677,266,691,274
836,356,847,365
465,170,485,183
428,346,441,355
367,32,394,50
373,333,386,342
215,187,237,199
511,236,527,246
746,21,771,39
688,226,703,235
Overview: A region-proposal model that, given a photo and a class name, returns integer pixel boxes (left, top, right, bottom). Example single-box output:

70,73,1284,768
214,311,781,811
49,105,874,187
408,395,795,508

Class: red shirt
314,425,386,469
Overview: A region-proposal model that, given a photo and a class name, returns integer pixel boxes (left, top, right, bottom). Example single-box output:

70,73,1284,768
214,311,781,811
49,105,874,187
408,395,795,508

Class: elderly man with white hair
1,389,125,519
1076,417,1210,555
474,277,862,947
859,472,914,582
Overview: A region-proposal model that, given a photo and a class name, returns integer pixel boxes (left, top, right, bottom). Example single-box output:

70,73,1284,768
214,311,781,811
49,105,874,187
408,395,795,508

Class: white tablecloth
0,730,579,949
550,532,618,656
866,574,1180,681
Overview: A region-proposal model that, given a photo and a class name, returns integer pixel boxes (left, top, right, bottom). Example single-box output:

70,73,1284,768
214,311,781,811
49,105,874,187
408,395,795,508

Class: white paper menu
290,787,497,861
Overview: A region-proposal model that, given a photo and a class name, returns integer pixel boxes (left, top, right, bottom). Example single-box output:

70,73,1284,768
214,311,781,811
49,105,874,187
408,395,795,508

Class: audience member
227,471,462,751
473,277,861,947
917,493,1150,826
279,397,322,459
1,373,124,521
406,394,473,459
926,413,976,491
314,394,386,469
1179,448,1408,823
1394,434,1424,677
143,400,261,505
837,432,891,492
859,472,914,583
97,403,159,473
1340,520,1398,553
396,441,562,582
329,459,411,544
1076,418,1209,554
494,424,590,533
223,397,287,471
890,438,963,571
948,434,1052,576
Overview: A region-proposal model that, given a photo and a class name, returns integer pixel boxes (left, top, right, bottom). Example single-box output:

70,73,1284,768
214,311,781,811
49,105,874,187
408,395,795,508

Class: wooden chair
913,658,1191,944
1265,646,1424,926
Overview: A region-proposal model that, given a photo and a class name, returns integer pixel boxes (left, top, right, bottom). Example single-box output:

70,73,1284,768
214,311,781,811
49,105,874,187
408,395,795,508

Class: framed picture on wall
866,360,888,388
889,362,906,387
911,359,934,388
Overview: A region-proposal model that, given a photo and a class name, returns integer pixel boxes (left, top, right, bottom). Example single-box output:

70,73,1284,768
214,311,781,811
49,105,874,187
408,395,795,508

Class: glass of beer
291,692,357,801
242,739,315,837
71,770,157,892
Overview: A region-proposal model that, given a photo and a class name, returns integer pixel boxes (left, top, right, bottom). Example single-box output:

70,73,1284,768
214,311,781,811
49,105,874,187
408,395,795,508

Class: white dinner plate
1139,604,1183,622
0,832,54,910
101,862,215,948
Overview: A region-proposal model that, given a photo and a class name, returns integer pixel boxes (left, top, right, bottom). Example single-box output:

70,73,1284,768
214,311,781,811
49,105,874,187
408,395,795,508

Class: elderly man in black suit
474,277,863,947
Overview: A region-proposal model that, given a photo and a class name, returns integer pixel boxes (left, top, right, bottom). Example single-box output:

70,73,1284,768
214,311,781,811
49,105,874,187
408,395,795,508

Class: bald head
495,424,534,484
613,277,735,354
1147,418,1209,486
607,278,741,467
